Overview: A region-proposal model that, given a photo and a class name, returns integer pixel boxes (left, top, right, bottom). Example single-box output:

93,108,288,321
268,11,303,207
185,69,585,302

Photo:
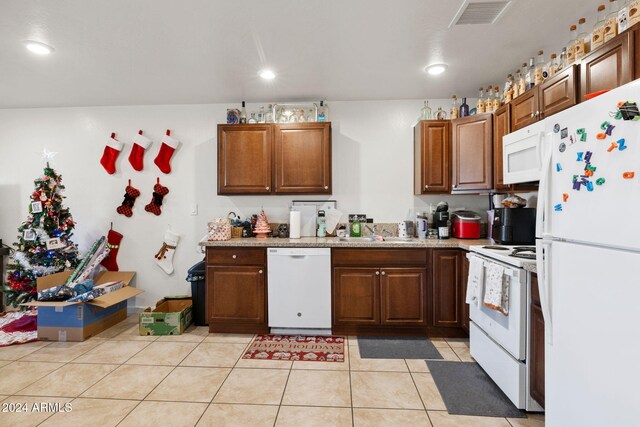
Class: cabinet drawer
332,248,428,267
206,247,265,265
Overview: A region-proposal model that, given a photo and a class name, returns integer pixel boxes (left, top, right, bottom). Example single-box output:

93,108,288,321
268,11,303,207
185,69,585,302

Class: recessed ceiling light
24,40,55,55
425,64,448,76
259,69,276,80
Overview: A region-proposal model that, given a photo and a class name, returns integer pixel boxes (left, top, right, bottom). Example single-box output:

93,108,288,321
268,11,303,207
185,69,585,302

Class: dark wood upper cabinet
218,123,331,195
493,104,512,192
511,88,541,131
414,120,451,194
380,268,427,326
530,273,545,408
541,65,579,118
274,123,332,194
333,267,380,326
581,30,633,98
217,124,272,194
451,113,493,192
431,249,463,328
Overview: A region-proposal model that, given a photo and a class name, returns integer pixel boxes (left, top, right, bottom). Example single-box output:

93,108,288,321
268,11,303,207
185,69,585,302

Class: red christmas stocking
154,130,179,174
100,133,124,174
100,229,123,271
129,130,152,171
116,180,141,217
145,178,169,216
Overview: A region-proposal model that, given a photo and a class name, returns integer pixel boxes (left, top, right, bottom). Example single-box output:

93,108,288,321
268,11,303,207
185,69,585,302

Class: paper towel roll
289,211,301,239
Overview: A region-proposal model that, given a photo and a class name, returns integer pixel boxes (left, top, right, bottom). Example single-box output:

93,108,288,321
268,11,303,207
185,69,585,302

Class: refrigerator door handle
536,239,553,344
535,133,553,239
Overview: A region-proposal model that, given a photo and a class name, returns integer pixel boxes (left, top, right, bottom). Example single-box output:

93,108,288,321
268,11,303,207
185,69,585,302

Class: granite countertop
199,237,490,251
523,263,537,274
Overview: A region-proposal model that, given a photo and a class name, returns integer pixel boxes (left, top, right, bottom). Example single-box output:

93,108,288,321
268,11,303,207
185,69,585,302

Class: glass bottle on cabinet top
575,18,589,60
534,50,547,85
318,100,329,122
492,86,501,111
435,106,447,120
518,63,527,95
525,57,535,90
605,0,620,41
485,86,494,112
459,97,469,117
548,53,559,78
567,25,578,64
559,48,567,71
632,0,640,27
504,74,515,103
450,96,459,119
421,100,432,120
619,0,630,33
265,104,274,123
248,112,258,124
257,105,265,123
306,109,316,122
239,101,247,124
592,4,607,50
476,88,486,113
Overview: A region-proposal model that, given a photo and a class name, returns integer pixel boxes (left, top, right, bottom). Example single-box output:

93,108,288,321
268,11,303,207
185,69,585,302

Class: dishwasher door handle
288,255,308,259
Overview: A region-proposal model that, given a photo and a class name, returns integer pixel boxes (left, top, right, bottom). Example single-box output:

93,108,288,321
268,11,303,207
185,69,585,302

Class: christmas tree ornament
154,130,179,174
128,130,152,172
100,133,124,175
3,164,80,307
144,178,170,216
154,229,180,274
116,180,141,218
100,228,123,271
254,209,271,238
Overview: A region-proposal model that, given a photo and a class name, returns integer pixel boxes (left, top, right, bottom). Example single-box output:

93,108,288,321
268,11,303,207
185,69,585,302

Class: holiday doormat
426,361,526,418
0,309,38,347
242,335,345,362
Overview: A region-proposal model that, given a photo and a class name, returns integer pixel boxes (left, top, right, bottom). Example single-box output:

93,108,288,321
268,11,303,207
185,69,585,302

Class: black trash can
186,260,206,326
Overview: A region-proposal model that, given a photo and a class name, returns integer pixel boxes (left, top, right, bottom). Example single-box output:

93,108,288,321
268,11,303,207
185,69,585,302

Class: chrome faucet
363,224,377,236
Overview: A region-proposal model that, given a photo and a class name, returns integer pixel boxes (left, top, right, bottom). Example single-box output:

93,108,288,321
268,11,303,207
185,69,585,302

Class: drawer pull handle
232,255,237,259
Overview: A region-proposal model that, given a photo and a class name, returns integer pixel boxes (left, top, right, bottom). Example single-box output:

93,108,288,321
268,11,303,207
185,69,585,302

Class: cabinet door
207,266,266,326
431,250,463,328
493,104,512,192
511,88,540,131
333,267,380,325
530,273,545,407
380,268,427,326
414,120,451,194
452,114,493,192
459,251,470,334
541,65,579,118
581,31,633,97
217,125,272,194
274,123,331,194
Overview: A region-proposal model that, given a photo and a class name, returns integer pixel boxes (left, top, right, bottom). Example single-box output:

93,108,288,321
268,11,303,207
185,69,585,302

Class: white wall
0,98,488,308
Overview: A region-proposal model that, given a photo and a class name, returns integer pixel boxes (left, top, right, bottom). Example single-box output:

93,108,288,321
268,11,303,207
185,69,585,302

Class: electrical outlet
190,204,198,216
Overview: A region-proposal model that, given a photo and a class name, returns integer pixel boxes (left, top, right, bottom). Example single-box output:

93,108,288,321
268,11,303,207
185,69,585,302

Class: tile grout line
406,358,434,426
348,339,354,427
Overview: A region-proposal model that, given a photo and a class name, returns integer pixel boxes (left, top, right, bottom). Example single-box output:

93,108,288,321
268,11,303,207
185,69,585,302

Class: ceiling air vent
450,1,512,27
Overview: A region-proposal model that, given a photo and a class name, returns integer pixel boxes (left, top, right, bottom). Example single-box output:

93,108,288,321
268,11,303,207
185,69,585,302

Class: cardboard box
139,296,193,336
24,271,141,341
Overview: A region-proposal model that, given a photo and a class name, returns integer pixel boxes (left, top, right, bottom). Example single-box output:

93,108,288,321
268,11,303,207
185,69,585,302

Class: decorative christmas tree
254,209,271,238
2,164,80,307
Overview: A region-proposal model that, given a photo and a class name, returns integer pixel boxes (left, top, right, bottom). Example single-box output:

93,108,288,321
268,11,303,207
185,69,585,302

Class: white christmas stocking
154,230,180,274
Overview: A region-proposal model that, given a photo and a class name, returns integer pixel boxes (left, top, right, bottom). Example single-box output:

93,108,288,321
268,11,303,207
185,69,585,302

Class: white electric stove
466,244,543,412
469,244,537,268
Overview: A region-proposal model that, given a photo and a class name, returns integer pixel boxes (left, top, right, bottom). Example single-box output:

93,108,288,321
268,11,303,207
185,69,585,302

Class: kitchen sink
333,236,419,243
334,236,377,242
382,237,419,243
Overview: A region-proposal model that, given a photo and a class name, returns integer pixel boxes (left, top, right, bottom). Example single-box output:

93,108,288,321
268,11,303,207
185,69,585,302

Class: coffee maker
432,202,450,229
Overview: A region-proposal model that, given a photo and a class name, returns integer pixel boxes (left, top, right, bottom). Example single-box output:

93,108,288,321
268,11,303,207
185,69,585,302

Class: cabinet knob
265,186,270,190
232,255,237,259
324,186,329,190
424,185,429,189
259,269,263,274
530,113,535,118
381,271,386,276
536,111,540,117
375,271,380,276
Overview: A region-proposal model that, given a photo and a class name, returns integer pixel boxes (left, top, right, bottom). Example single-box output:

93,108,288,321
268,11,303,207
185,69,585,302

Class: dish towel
483,263,510,316
465,256,485,307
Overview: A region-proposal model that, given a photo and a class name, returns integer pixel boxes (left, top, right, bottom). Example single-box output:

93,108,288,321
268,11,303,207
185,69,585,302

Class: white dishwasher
267,247,331,335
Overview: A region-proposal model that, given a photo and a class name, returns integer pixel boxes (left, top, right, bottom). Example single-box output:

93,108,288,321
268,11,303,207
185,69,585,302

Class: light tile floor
0,315,545,426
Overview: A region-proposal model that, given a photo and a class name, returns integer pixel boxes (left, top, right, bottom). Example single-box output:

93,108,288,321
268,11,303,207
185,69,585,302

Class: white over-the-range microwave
502,121,546,184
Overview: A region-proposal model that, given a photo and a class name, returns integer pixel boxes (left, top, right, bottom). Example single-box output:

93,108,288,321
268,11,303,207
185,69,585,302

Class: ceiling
0,0,596,108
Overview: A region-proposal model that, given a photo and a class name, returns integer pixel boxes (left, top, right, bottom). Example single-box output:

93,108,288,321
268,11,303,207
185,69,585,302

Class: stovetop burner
482,245,511,250
510,247,536,260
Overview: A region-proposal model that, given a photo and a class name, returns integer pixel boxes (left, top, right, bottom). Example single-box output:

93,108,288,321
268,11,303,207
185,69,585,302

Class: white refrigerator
536,80,640,427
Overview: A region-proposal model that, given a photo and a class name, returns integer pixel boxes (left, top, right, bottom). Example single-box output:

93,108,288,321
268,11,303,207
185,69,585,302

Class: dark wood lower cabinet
431,249,464,328
333,267,380,326
530,273,545,408
460,251,470,333
206,250,268,334
380,268,427,325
